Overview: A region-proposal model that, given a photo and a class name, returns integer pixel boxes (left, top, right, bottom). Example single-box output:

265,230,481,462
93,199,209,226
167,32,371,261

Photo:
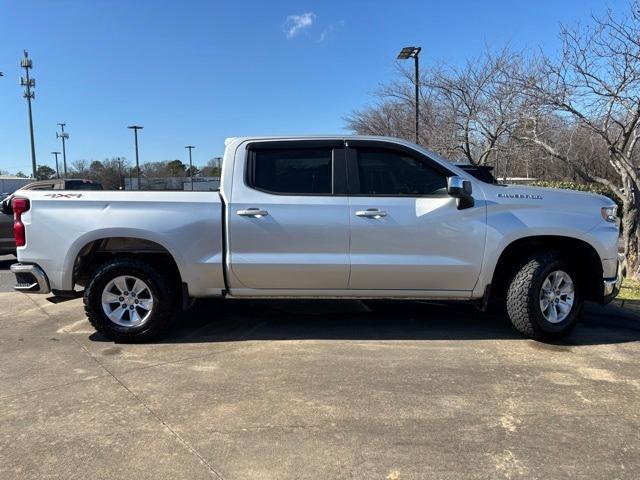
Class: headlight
601,206,617,222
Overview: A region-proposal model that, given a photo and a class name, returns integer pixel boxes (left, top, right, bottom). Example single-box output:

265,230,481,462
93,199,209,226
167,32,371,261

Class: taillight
12,198,30,247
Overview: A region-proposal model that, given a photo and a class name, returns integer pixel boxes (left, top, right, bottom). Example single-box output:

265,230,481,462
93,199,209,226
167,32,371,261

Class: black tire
506,250,583,341
84,257,177,343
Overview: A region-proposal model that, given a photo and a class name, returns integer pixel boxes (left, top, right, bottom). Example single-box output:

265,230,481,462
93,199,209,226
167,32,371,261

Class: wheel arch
68,231,185,296
489,235,604,304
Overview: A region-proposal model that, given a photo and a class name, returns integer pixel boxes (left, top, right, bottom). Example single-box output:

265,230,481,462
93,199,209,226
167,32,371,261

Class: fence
123,176,220,191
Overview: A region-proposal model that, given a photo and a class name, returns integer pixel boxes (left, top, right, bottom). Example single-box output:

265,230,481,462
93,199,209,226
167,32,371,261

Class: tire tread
506,250,580,341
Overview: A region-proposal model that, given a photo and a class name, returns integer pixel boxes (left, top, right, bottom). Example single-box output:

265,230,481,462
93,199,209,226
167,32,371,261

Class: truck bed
16,190,225,297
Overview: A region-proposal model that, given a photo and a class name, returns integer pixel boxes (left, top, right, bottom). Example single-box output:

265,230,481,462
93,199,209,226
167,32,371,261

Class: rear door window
247,148,332,195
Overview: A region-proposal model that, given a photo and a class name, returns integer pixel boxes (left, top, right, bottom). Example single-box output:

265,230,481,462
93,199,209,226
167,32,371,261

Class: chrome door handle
237,208,269,217
355,209,387,218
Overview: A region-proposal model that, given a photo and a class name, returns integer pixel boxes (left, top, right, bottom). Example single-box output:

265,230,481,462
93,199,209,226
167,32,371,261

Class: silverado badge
497,193,543,200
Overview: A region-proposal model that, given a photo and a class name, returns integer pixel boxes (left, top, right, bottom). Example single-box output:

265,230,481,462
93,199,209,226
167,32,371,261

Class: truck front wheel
506,251,583,341
84,257,176,343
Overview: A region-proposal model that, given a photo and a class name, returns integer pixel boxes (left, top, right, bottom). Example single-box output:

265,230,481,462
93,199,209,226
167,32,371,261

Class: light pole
115,157,125,189
51,151,61,178
397,46,422,144
20,51,37,178
128,125,143,189
185,145,195,191
56,123,69,176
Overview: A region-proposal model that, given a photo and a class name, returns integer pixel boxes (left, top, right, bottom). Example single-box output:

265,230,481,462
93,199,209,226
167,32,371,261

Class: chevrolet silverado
9,136,622,342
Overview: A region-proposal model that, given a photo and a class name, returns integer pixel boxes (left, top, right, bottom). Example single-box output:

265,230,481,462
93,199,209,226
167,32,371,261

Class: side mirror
447,176,474,210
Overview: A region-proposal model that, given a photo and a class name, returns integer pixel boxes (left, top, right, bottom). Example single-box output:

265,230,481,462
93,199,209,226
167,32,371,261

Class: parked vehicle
0,211,13,255
1,179,103,255
0,193,14,254
10,136,621,342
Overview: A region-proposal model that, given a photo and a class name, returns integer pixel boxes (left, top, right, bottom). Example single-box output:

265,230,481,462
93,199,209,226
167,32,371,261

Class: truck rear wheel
84,257,176,343
506,251,582,341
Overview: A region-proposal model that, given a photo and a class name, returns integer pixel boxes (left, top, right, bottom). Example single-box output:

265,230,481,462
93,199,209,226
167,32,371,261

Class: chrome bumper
10,263,51,294
603,255,623,303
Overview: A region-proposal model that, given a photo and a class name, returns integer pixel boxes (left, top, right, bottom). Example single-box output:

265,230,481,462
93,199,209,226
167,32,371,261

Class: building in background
0,176,33,194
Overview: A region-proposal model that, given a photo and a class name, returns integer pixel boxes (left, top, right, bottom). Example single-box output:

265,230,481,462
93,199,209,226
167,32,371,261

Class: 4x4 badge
43,193,83,198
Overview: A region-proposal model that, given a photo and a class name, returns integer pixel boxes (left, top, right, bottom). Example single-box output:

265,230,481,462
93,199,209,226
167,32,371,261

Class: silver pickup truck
10,136,621,342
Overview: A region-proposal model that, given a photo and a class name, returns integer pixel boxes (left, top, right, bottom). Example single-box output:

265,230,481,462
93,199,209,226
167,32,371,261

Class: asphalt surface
1,289,639,479
0,254,16,292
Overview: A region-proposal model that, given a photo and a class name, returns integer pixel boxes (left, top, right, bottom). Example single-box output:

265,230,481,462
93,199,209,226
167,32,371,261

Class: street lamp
185,145,195,191
397,46,422,144
51,151,61,178
56,123,69,176
20,51,37,178
127,125,143,189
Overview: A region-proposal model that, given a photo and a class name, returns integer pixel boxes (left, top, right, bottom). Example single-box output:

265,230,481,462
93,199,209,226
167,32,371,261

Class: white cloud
318,27,330,43
283,12,316,39
317,20,345,43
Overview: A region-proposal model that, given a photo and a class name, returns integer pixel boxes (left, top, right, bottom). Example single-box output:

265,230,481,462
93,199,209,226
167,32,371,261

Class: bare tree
345,81,459,159
512,2,640,275
70,159,89,177
427,49,524,166
346,50,527,168
345,100,414,137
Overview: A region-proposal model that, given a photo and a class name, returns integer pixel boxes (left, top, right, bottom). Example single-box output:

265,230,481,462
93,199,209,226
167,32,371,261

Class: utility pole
56,123,69,176
51,151,61,178
185,145,195,191
20,51,37,178
128,126,143,189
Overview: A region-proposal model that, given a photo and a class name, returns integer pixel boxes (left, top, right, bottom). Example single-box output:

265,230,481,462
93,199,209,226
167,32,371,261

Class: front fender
472,200,605,297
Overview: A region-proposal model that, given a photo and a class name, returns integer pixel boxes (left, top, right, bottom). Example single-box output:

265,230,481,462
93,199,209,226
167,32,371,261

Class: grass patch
617,278,640,301
615,278,640,315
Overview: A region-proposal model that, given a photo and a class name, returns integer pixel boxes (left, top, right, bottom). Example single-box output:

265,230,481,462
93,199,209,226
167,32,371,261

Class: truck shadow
92,298,640,346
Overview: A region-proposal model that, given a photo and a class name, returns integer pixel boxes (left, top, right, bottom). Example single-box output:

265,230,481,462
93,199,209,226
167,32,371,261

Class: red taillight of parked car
12,198,30,247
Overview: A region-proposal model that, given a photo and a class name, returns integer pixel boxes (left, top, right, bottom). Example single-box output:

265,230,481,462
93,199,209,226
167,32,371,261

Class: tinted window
357,148,447,195
249,148,332,194
66,181,103,190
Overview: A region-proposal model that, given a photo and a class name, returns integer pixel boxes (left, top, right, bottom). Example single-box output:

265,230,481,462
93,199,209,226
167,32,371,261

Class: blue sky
0,0,627,174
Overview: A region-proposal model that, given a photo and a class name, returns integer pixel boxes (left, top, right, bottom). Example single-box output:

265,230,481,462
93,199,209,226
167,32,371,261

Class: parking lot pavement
0,293,638,480
0,254,16,292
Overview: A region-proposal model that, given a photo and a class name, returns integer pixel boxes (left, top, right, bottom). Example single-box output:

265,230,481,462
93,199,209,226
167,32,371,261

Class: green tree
35,165,56,180
15,171,27,178
167,159,186,176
